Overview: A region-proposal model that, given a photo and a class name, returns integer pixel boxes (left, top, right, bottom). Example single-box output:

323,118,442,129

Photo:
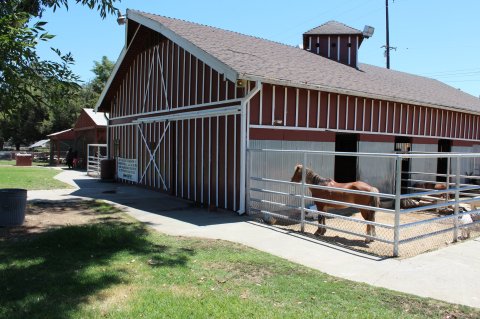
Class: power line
442,79,480,83
422,68,480,76
333,0,377,20
433,73,480,79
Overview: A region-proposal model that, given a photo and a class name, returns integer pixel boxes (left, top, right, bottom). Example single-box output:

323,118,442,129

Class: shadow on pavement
69,178,245,227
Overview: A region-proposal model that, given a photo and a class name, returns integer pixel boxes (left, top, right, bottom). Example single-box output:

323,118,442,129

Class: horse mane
305,167,331,185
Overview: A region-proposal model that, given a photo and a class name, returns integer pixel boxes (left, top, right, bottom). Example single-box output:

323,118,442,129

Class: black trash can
100,159,116,181
0,188,27,226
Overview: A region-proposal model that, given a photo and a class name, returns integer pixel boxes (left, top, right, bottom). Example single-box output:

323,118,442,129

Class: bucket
0,188,27,226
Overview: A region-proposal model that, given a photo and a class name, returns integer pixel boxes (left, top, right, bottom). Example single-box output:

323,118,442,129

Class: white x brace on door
137,121,170,190
136,40,173,190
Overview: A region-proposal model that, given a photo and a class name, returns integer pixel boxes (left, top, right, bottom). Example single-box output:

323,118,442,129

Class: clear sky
36,0,480,98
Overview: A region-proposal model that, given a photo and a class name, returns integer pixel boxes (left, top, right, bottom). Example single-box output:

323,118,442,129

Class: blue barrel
0,188,27,226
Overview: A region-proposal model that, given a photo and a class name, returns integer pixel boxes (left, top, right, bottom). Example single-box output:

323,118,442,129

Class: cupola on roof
304,21,363,35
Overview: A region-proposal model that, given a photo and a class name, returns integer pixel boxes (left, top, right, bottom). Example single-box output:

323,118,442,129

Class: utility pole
385,0,390,69
383,0,397,69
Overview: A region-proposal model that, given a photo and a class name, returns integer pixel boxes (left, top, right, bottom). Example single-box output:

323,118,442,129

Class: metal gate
247,148,480,257
86,144,107,177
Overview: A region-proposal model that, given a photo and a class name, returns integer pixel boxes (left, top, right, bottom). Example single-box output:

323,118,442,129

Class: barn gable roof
47,128,74,140
97,9,480,114
84,108,108,126
304,21,363,35
74,108,107,130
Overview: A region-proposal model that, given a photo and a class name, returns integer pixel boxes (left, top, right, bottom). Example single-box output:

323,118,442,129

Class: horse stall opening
247,149,480,257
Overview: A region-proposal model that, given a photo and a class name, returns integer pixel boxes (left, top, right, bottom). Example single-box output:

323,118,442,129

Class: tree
90,56,115,94
0,55,115,150
78,56,115,108
0,0,119,110
1,95,50,150
48,56,114,133
13,0,118,19
0,0,119,149
0,77,83,150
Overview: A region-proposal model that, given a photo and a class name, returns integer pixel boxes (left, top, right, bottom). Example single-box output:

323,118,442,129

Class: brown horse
291,164,380,243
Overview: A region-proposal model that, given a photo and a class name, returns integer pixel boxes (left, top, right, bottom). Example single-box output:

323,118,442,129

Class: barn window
331,42,336,47
347,43,352,47
316,43,320,47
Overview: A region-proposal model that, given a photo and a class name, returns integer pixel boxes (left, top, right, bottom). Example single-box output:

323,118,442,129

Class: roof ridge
305,20,362,35
129,9,303,50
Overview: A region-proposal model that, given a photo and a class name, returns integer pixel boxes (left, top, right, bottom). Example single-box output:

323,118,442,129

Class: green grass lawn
0,166,71,190
0,160,16,165
0,201,477,319
0,159,49,166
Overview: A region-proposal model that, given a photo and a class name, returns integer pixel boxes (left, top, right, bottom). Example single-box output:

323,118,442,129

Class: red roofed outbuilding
73,108,108,167
48,128,75,165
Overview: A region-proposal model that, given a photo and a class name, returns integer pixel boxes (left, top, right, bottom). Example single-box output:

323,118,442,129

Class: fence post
300,152,306,233
87,145,90,175
393,155,402,257
453,156,460,242
98,146,101,172
246,149,252,215
446,157,451,204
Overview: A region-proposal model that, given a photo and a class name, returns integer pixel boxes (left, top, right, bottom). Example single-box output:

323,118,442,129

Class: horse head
291,164,303,182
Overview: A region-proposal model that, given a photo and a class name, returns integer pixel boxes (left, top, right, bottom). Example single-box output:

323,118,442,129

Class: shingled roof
304,20,363,35
118,10,480,113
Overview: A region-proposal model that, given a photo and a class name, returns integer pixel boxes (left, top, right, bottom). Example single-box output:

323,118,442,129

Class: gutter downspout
238,80,262,214
103,112,110,159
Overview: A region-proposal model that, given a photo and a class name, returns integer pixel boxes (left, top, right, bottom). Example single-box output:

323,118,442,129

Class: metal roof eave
47,128,74,137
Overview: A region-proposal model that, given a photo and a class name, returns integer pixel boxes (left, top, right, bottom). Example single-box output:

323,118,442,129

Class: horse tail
370,186,380,208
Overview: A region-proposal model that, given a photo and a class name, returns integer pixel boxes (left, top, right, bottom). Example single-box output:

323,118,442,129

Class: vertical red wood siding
107,27,245,212
248,83,480,142
261,84,273,126
298,89,308,127
110,34,241,119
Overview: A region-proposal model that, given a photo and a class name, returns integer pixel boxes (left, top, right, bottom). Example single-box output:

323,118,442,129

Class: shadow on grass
0,215,194,318
26,198,120,215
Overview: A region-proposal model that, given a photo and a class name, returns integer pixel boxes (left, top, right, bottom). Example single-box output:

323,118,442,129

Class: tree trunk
15,143,20,151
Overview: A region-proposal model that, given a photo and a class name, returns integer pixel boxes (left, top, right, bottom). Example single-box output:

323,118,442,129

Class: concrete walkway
28,169,480,309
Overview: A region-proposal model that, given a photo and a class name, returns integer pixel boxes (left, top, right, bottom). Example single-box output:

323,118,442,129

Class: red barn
73,108,108,166
96,10,480,213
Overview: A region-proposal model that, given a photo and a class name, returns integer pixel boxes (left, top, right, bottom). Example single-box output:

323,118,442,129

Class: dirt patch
203,261,274,285
85,284,139,314
0,199,124,241
253,204,480,258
